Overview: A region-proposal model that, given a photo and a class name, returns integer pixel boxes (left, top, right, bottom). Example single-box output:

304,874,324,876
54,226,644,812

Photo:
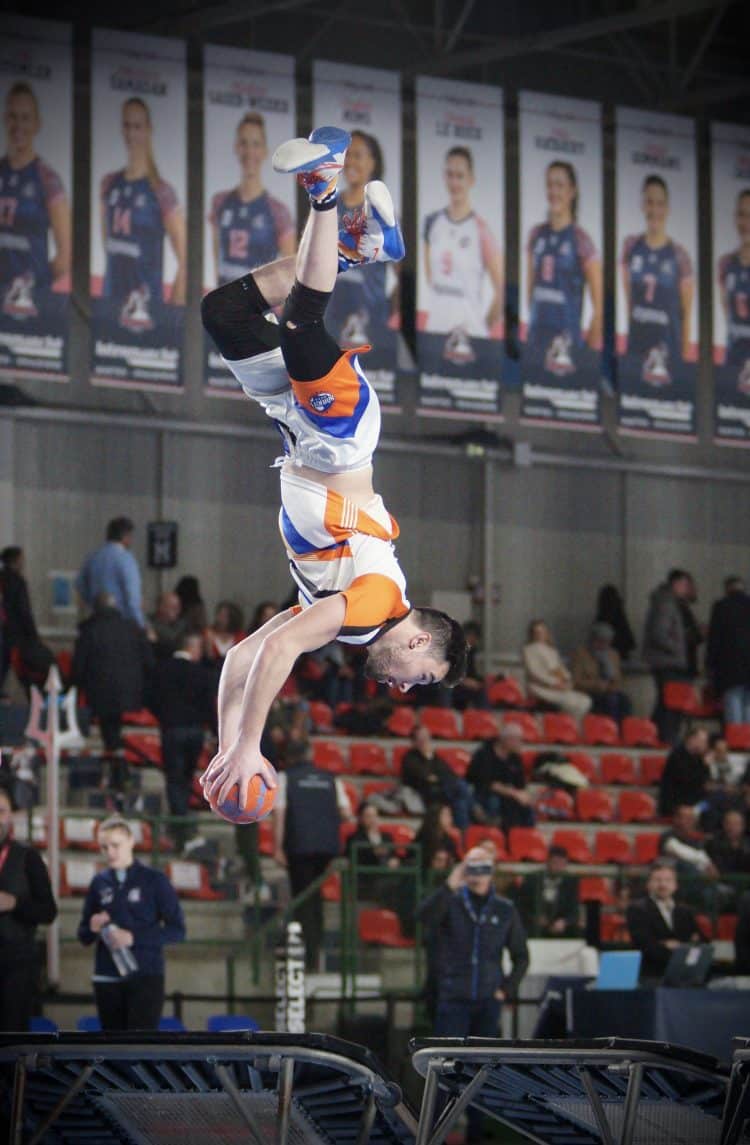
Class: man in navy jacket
78,816,185,1030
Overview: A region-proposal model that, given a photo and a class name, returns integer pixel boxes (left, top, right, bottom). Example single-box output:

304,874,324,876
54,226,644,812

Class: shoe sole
272,128,350,174
365,180,396,227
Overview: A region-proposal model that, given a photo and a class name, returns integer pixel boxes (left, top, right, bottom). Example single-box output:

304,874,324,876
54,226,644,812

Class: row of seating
57,857,224,900
30,1014,258,1033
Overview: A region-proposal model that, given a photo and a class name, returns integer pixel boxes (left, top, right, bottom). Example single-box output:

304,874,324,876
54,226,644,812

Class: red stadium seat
122,733,162,768
60,858,103,896
717,914,738,941
362,780,393,804
311,740,347,773
695,913,714,939
727,724,750,751
542,713,580,745
358,908,414,947
535,788,575,820
166,861,223,900
308,701,334,732
618,791,657,823
321,871,341,902
418,707,462,739
440,748,472,777
634,832,661,864
349,742,390,775
576,789,615,822
487,677,528,708
521,750,538,778
342,780,359,816
621,717,660,748
501,712,542,743
663,681,702,714
381,824,415,849
599,913,629,943
600,753,638,785
551,829,593,864
446,826,465,859
61,817,99,851
508,828,548,862
581,715,619,746
640,754,667,785
463,825,508,860
594,831,633,865
578,876,615,905
386,708,416,737
391,744,409,773
339,821,357,849
258,820,274,856
463,710,500,740
122,708,159,728
567,751,599,783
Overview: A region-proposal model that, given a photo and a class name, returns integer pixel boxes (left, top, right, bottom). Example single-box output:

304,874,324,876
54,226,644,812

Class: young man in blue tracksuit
418,846,529,1142
78,816,186,1030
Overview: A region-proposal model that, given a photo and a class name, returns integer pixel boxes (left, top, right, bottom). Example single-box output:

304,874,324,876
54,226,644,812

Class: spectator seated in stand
400,725,472,829
451,621,490,711
626,859,707,983
659,804,718,883
466,722,535,832
414,804,462,871
304,640,356,711
147,592,187,660
706,809,750,885
203,601,245,664
571,622,632,725
701,732,744,831
658,726,711,817
522,619,591,719
346,802,401,901
516,844,580,938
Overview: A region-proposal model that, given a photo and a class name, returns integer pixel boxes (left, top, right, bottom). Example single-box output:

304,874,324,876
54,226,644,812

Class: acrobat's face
444,154,474,204
546,164,576,217
364,638,449,693
736,193,750,243
121,102,151,155
642,182,669,231
344,134,377,192
5,90,39,152
235,122,267,176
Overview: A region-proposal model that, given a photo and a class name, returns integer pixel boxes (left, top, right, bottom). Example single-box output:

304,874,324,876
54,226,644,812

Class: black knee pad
200,274,280,360
281,279,332,329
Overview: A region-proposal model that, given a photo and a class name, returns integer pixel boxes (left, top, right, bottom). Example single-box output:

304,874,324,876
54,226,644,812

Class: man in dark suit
517,845,579,937
706,576,750,727
626,860,707,982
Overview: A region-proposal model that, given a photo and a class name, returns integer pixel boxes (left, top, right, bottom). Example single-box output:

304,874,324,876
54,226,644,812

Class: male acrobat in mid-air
200,127,467,810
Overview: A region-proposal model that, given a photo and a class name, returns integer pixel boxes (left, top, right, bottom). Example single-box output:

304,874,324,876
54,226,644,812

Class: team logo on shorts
310,390,335,412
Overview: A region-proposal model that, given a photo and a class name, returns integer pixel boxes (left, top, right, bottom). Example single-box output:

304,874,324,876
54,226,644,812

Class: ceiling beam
139,0,322,37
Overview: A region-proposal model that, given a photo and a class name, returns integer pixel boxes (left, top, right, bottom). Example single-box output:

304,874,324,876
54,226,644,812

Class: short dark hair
446,145,473,171
0,546,21,567
725,575,745,594
414,607,467,687
667,568,689,585
643,173,669,197
548,844,568,860
106,516,134,542
649,858,676,876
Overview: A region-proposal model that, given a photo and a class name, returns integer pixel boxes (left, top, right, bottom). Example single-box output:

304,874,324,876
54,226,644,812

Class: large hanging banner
90,29,187,391
415,75,504,420
0,17,72,382
615,108,698,438
712,121,750,446
313,59,403,411
203,46,296,397
519,91,603,429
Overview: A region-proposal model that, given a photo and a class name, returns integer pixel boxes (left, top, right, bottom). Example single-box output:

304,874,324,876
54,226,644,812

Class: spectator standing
522,620,591,719
451,621,490,711
148,632,217,851
467,723,535,831
594,584,636,662
400,724,472,829
174,575,207,632
0,546,54,692
642,569,694,743
517,844,579,937
272,741,352,970
418,847,529,1143
571,622,632,724
204,601,245,663
71,593,154,788
658,727,711,816
626,860,706,982
680,574,705,679
76,517,144,628
147,591,187,660
706,576,750,727
77,816,185,1030
0,787,57,1031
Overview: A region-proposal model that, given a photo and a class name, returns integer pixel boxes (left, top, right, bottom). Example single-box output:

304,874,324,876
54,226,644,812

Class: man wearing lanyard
0,786,57,1031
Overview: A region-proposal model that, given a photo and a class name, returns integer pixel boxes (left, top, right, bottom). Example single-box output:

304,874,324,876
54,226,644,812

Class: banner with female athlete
313,59,403,410
415,75,504,419
90,29,187,391
203,45,296,396
712,121,750,445
0,17,72,382
519,91,603,429
615,107,699,438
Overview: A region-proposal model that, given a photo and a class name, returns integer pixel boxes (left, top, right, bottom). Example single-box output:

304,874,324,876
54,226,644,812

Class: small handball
213,768,277,824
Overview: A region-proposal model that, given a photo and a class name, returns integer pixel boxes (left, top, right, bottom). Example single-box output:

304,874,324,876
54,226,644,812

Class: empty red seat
599,913,629,943
391,744,409,773
349,742,390,775
418,707,462,739
501,712,542,743
463,825,508,859
578,876,615,904
535,788,575,820
166,861,223,900
634,832,660,864
122,733,162,767
446,826,465,859
542,713,580,745
440,747,471,776
463,710,500,740
362,780,393,803
663,681,702,714
551,829,593,864
581,715,619,746
487,677,528,708
508,827,548,862
567,751,599,783
62,817,100,851
576,789,615,822
321,872,341,902
61,858,101,895
695,913,714,939
358,908,414,947
339,821,357,849
594,831,633,864
308,701,334,732
621,717,660,747
600,753,638,785
311,740,347,773
727,724,750,751
619,791,657,823
342,780,359,816
521,750,538,777
717,914,738,941
386,708,416,737
639,754,667,785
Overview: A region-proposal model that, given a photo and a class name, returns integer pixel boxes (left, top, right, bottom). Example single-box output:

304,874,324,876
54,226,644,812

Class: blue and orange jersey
101,170,179,306
527,221,597,346
0,155,65,293
718,250,750,365
622,233,692,361
209,187,293,285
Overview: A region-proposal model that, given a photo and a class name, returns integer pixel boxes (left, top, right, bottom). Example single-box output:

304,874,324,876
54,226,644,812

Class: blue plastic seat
158,1016,186,1032
76,1015,102,1032
29,1016,58,1033
206,1014,259,1033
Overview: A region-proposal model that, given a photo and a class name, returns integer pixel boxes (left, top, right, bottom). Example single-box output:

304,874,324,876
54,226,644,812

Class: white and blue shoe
338,180,406,273
272,126,350,207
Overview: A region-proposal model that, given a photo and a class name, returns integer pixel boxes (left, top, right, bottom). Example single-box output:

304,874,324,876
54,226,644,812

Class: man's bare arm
218,608,296,751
